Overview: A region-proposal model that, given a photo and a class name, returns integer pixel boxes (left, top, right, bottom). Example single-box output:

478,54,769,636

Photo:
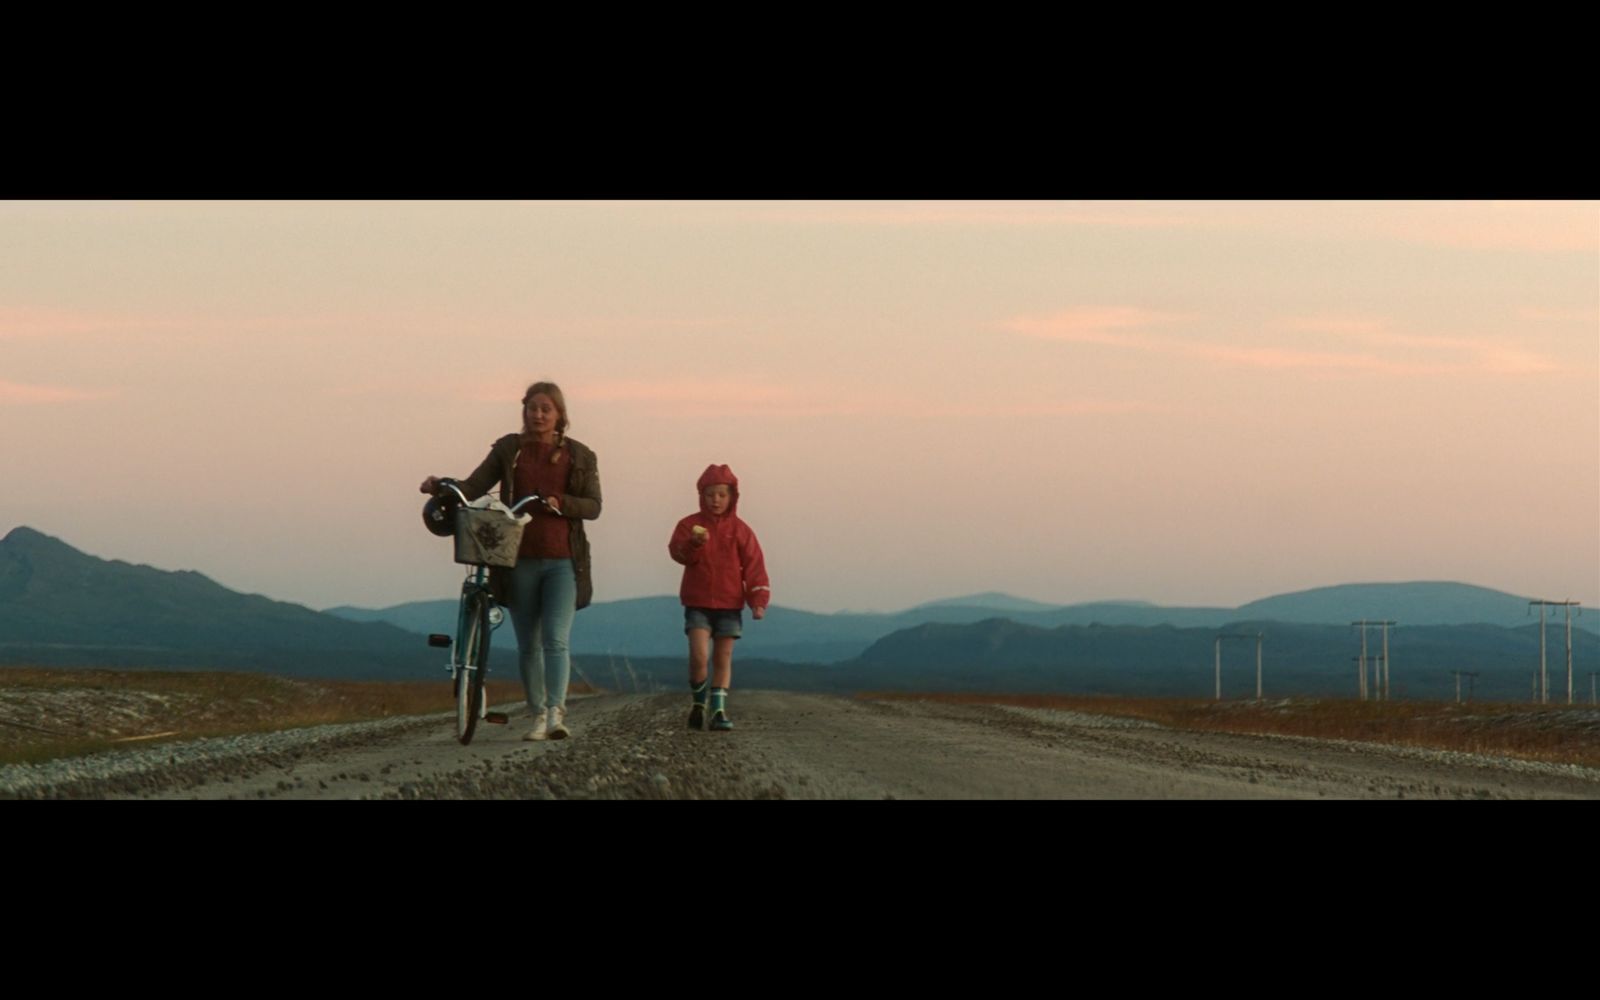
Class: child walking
668,464,771,731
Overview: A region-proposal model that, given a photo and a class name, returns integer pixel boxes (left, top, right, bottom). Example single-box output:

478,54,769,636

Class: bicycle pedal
484,712,509,725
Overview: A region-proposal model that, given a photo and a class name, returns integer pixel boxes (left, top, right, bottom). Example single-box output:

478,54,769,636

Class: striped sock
710,688,728,716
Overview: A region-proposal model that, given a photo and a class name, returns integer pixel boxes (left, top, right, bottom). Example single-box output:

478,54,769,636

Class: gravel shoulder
4,691,1598,799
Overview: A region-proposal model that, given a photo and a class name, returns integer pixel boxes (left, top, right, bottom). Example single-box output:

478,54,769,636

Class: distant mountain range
849,617,1599,702
0,526,477,680
5,525,1596,701
329,579,1598,664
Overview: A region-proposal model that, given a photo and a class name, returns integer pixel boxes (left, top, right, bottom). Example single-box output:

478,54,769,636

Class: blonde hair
521,381,570,441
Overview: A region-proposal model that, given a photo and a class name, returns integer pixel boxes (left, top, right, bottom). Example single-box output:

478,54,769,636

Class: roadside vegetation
862,692,1600,769
0,667,588,766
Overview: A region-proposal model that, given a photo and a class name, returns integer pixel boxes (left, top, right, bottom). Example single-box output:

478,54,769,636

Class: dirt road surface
7,691,1598,799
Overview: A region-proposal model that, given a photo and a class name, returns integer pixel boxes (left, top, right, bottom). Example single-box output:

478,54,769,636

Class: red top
515,440,572,559
667,464,771,611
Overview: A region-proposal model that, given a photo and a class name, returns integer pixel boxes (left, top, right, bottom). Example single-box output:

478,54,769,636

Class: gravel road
4,691,1598,799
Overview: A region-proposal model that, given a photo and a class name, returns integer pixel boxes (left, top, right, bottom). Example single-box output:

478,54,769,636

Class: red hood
697,464,740,518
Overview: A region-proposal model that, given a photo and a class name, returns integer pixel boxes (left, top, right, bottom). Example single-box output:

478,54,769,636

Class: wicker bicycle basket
453,507,526,568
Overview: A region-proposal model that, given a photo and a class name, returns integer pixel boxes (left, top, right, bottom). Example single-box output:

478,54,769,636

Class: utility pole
1256,631,1264,703
1529,600,1580,705
1529,601,1542,700
1588,672,1598,706
1353,621,1369,701
1351,621,1394,701
1381,620,1393,701
1564,603,1580,704
1214,632,1259,702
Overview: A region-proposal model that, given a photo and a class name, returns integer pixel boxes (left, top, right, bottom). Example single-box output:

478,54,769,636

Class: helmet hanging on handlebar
422,492,461,537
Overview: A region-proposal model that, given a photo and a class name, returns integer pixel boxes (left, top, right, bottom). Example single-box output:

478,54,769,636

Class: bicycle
422,478,552,745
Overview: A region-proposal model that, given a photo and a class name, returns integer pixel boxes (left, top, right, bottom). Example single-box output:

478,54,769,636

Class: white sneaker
523,711,548,741
547,705,569,740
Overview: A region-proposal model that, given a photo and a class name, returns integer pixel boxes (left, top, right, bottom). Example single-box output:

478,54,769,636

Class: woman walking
420,381,601,740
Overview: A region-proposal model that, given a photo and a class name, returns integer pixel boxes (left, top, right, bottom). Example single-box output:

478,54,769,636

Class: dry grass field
0,667,591,765
863,692,1600,769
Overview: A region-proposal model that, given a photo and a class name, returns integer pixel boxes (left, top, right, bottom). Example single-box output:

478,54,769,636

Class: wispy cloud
649,202,1213,230
1194,344,1404,372
1275,316,1388,337
1372,201,1598,253
1004,308,1561,376
0,306,382,342
1003,307,1188,346
0,379,115,404
581,379,801,407
785,206,1200,228
1461,346,1564,375
524,378,1158,421
1276,318,1563,375
781,200,1599,251
1202,339,1555,376
927,399,1160,418
1519,306,1599,324
0,308,155,339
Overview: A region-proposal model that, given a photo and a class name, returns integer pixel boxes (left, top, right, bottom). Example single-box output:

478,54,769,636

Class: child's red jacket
668,464,771,611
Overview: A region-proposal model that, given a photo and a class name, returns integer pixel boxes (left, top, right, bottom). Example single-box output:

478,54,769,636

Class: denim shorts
684,606,743,639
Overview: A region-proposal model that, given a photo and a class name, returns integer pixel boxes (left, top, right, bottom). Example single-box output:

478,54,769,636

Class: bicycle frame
427,479,549,743
452,565,495,687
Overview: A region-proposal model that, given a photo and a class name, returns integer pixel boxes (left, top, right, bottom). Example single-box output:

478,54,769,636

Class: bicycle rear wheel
456,592,491,745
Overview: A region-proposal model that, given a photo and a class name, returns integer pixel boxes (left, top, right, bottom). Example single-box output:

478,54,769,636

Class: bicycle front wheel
456,592,491,745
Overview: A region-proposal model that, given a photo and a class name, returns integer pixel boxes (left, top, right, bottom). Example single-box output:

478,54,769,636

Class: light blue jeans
506,558,576,714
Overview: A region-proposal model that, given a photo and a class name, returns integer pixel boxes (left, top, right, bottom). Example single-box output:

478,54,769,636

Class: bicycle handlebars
434,478,554,516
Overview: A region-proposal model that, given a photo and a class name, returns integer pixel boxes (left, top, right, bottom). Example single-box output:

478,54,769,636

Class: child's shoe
689,677,710,729
708,687,732,730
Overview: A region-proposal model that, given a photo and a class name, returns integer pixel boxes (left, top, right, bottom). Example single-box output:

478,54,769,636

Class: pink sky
2,200,1595,613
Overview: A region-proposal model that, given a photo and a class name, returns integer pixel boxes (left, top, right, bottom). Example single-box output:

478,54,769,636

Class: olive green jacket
458,433,601,610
